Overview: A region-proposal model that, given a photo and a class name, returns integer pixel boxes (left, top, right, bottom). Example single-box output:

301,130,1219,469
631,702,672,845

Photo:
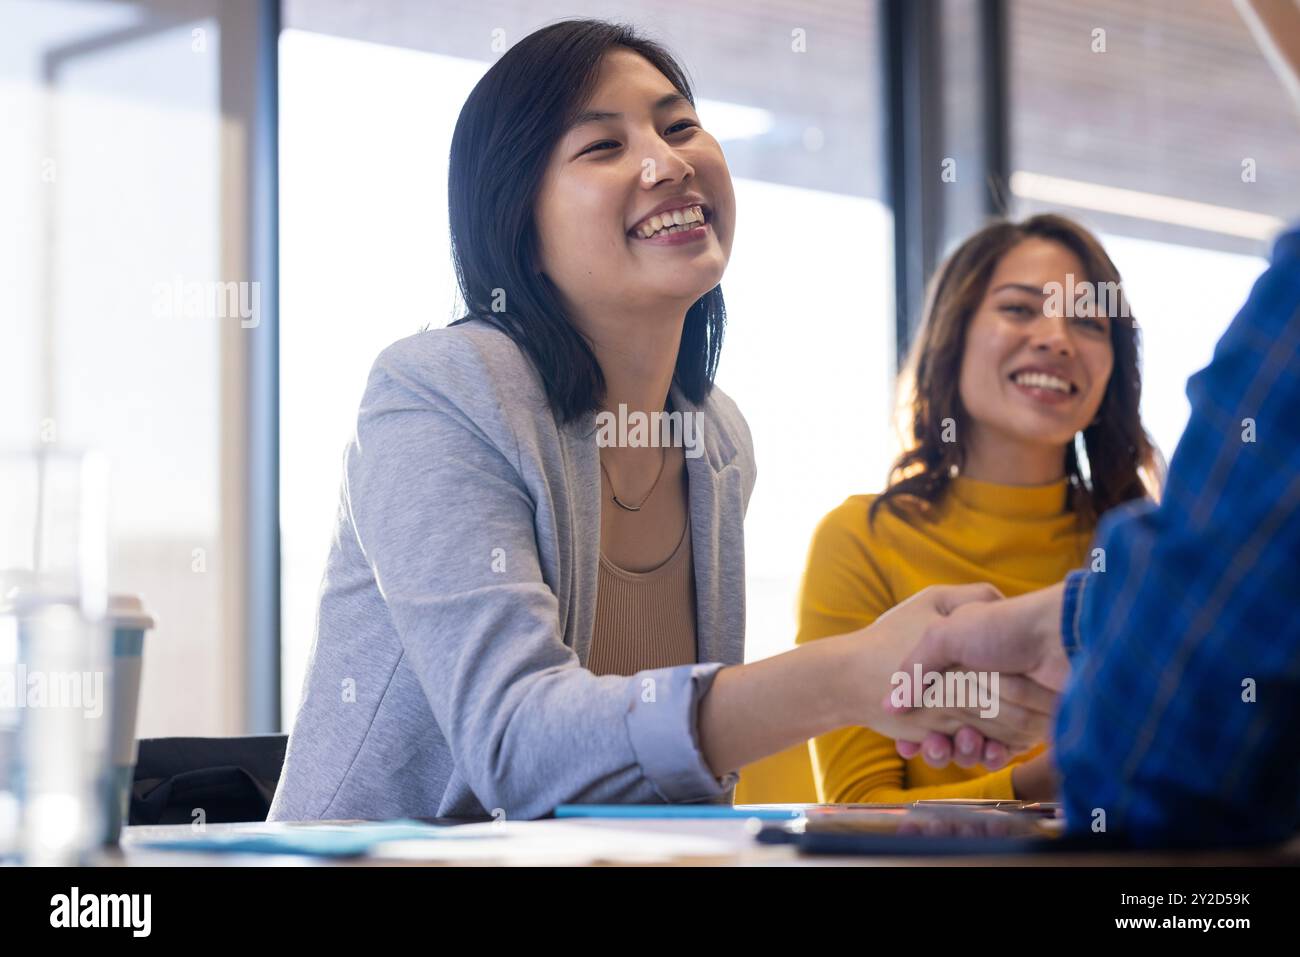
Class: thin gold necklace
600,446,667,512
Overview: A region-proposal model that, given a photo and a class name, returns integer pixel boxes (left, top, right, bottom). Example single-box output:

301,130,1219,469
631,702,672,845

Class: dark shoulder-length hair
872,213,1162,528
447,18,726,423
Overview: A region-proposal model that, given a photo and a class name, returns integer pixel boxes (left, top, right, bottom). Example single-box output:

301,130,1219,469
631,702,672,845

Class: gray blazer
268,318,756,821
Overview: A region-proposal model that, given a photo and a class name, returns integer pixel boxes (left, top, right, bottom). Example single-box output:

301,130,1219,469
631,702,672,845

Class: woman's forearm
696,634,856,778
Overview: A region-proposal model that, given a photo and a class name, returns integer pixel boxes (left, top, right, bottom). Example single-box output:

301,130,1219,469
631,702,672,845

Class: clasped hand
837,582,1069,771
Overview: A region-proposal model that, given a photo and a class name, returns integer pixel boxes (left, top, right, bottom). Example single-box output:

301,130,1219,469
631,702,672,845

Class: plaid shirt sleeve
1054,225,1300,848
1059,568,1089,660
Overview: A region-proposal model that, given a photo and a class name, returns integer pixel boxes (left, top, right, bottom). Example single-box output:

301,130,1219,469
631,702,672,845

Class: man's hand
828,584,1050,760
888,583,1070,767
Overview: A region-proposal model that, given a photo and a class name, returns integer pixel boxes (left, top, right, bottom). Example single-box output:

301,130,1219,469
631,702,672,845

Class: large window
279,1,895,721
1008,0,1296,459
1,0,258,736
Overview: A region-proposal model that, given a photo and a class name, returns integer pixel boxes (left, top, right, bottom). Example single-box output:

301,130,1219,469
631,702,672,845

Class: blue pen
554,804,805,820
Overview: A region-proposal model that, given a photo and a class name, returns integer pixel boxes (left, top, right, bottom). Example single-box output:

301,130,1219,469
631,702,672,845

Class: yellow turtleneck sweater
735,476,1093,805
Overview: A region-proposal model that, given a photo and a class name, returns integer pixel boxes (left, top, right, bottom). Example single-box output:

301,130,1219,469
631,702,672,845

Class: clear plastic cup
0,449,111,865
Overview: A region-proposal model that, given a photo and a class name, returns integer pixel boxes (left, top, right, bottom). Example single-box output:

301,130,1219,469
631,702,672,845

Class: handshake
837,581,1072,790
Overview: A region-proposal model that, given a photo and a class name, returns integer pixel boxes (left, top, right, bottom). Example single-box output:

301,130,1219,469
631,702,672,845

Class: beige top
587,514,699,676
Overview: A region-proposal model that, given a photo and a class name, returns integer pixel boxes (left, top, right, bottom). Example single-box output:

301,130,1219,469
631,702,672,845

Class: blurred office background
2,0,1296,739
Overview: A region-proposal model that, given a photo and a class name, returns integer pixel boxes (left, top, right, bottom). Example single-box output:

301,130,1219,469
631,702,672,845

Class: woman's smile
1007,364,1082,408
632,218,711,246
628,201,712,245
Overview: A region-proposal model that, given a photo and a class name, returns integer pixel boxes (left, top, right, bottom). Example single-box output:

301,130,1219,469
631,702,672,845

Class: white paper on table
369,820,739,865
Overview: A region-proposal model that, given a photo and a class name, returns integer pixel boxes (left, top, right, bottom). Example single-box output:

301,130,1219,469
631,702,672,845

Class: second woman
796,214,1161,804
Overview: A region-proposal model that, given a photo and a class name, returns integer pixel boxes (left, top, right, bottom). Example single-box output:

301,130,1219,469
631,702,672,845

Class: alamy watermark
1041,274,1130,320
0,666,104,718
890,664,1000,719
152,277,260,328
50,887,151,937
595,403,703,458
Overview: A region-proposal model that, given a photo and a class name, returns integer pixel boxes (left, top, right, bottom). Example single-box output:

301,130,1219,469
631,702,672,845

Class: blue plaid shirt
1055,225,1300,848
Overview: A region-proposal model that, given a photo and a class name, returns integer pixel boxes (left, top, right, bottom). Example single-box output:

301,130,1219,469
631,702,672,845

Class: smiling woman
267,19,1043,824
794,214,1164,806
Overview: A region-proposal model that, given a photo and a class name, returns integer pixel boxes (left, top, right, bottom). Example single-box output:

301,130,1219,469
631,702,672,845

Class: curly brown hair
871,214,1162,528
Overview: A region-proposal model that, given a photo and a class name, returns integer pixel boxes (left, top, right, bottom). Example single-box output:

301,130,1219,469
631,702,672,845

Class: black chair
129,734,288,826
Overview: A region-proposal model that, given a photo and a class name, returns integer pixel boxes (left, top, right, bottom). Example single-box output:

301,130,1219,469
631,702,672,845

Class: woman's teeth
1013,371,1073,394
635,205,706,239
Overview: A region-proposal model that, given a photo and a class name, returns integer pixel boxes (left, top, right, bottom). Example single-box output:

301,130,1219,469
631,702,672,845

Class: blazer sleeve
343,335,736,819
